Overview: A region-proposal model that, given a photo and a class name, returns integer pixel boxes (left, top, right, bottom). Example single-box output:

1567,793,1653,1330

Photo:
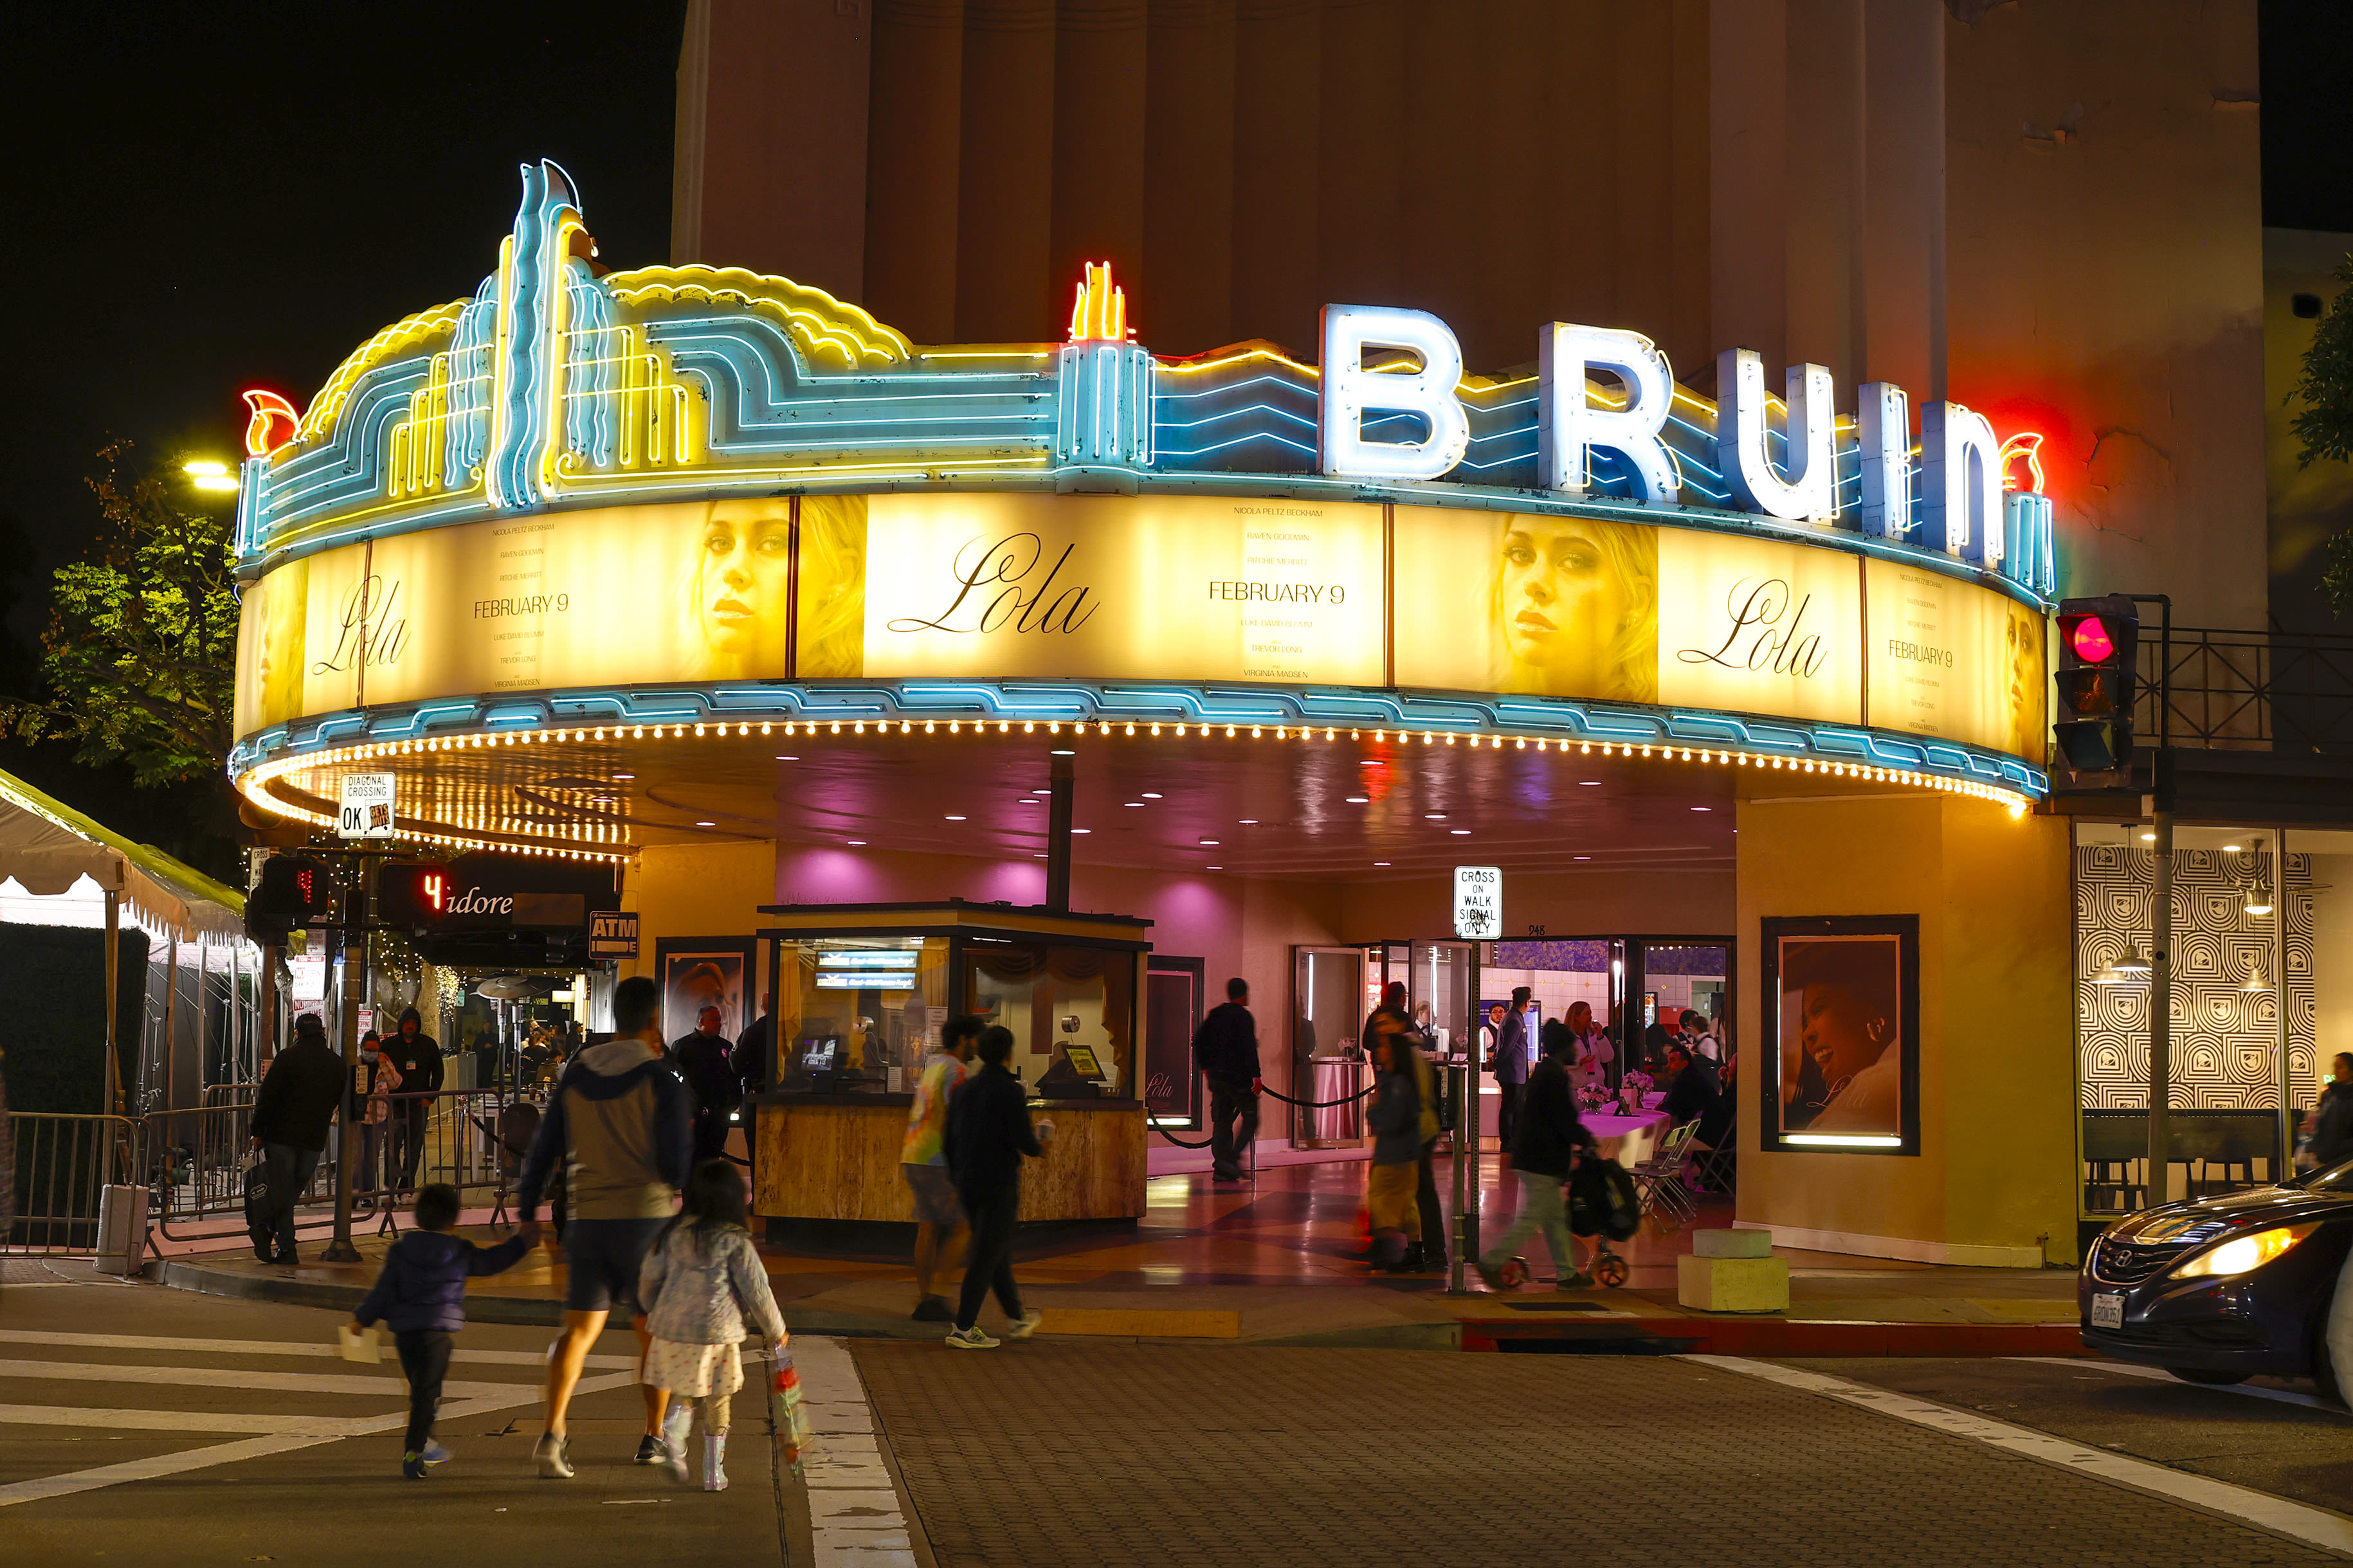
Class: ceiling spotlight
846,840,867,847
1360,760,1383,767
1199,838,1219,846
1050,748,1077,756
1206,865,1222,870
1071,827,1091,834
1691,806,1712,812
1124,802,1145,807
1425,813,1447,820
1347,796,1370,804
1238,819,1258,825
695,820,717,827
945,815,967,821
1449,828,1471,835
1374,861,1391,867
613,772,637,780
1579,780,1601,787
1141,791,1163,799
775,755,799,761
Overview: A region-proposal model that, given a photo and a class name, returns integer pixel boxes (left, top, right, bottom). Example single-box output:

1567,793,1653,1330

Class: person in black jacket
248,1013,346,1264
1192,977,1260,1182
349,1183,538,1478
2310,1055,2353,1170
1476,1020,1597,1290
382,1007,444,1191
1493,987,1532,1150
673,1005,744,1167
941,1025,1049,1349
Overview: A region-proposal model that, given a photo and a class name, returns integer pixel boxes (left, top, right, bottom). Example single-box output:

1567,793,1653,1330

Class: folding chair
1630,1120,1700,1227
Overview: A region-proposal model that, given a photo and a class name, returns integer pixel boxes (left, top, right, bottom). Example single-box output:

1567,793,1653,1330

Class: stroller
1568,1152,1642,1287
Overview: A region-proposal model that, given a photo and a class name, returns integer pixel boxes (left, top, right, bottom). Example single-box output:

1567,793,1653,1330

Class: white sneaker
420,1439,452,1466
534,1432,574,1479
1006,1310,1045,1342
945,1326,1000,1349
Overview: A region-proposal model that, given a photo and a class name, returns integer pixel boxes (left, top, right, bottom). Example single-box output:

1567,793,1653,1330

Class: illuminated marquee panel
235,162,2060,604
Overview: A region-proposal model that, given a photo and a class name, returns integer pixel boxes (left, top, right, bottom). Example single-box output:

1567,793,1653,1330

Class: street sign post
336,773,396,840
589,910,640,960
1452,865,1501,941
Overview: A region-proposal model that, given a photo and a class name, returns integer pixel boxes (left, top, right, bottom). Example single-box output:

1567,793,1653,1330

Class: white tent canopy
0,771,244,941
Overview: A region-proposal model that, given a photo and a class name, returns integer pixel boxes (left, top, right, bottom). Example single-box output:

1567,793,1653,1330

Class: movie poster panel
1652,529,1864,726
656,936,753,1047
1390,505,1662,702
1760,916,1921,1155
1864,559,2046,761
855,492,1386,685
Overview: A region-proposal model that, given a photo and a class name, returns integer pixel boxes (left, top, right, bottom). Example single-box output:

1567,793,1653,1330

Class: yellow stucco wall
1735,794,2077,1266
622,839,779,999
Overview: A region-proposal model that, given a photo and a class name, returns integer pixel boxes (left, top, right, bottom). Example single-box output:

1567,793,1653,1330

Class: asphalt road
6,1257,2353,1567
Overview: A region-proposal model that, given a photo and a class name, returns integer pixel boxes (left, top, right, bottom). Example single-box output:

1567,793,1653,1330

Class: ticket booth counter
748,901,1150,1225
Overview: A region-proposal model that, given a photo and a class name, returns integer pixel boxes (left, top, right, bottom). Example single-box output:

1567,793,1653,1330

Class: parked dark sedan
2081,1162,2353,1391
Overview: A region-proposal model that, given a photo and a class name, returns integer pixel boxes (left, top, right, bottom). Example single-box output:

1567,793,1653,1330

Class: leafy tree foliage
4,441,239,784
2289,258,2353,620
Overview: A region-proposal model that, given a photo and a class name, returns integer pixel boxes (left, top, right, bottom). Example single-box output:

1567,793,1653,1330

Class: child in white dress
636,1158,788,1491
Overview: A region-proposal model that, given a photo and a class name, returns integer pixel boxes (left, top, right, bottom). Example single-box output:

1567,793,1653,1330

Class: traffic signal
2053,595,2140,773
376,861,454,929
246,854,336,941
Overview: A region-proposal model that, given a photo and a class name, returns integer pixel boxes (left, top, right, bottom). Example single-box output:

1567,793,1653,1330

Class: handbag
242,1151,272,1250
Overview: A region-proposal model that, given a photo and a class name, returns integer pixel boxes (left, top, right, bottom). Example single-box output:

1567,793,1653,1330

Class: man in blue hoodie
518,974,692,1479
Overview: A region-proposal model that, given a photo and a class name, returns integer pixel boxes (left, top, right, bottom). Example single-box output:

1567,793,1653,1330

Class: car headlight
2167,1222,2318,1281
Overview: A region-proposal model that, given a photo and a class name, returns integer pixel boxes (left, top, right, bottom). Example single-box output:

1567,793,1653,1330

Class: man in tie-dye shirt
903,1014,982,1321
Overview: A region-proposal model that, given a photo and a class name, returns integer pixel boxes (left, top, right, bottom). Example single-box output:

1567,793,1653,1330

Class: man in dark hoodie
1192,977,1260,1182
1478,1020,1598,1289
248,1012,345,1264
941,1024,1049,1349
382,1006,444,1190
518,975,693,1479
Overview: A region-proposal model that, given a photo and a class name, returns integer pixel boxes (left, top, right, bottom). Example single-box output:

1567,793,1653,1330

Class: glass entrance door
1293,946,1368,1146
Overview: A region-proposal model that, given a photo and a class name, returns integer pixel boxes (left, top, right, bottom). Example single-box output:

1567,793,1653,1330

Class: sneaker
945,1325,1000,1350
1006,1309,1045,1341
534,1432,574,1479
910,1294,954,1322
420,1439,451,1466
1475,1258,1520,1292
633,1434,665,1465
403,1452,428,1481
661,1404,695,1485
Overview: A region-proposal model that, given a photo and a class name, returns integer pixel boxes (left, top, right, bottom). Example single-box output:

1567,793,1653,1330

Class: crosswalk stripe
0,1358,522,1400
0,1403,360,1435
0,1328,635,1369
0,1370,641,1508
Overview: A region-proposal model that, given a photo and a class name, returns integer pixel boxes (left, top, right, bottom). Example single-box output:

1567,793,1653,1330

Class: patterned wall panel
2076,846,2316,1110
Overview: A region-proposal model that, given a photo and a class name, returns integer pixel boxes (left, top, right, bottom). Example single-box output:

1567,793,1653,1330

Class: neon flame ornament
1068,262,1130,343
1715,348,1835,523
1999,431,2046,493
241,390,300,457
1318,304,1469,482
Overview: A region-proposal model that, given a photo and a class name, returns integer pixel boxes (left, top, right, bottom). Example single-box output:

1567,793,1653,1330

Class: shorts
562,1216,668,1315
903,1163,960,1226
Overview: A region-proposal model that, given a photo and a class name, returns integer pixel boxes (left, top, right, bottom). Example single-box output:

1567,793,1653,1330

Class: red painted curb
1458,1315,2090,1358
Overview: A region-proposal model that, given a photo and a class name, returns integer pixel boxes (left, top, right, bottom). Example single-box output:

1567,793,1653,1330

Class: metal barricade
5,1113,143,1255
144,1101,334,1246
365,1086,547,1229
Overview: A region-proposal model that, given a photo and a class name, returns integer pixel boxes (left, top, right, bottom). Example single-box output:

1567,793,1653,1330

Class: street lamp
183,459,239,492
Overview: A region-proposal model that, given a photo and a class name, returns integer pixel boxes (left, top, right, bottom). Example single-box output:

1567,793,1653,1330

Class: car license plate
2091,1292,2124,1330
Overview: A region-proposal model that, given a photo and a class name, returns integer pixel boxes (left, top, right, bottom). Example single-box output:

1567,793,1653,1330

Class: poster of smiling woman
1761,916,1921,1155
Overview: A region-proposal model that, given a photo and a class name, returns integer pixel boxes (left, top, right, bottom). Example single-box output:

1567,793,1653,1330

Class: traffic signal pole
317,847,390,1265
2130,595,2174,1211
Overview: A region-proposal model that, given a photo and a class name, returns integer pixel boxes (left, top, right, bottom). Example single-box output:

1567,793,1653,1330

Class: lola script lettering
888,532,1100,636
313,577,408,675
1675,577,1828,679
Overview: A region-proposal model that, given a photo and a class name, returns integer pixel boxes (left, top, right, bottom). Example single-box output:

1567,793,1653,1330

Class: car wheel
2165,1366,2252,1386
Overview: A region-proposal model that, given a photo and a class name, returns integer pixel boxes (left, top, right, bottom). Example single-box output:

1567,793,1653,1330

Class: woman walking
636,1158,789,1491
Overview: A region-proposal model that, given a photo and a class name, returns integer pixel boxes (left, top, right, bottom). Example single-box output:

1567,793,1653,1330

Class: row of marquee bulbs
242,717,2033,860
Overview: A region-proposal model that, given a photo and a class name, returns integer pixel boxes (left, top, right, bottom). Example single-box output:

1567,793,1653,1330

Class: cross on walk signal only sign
1453,865,1502,941
336,773,395,840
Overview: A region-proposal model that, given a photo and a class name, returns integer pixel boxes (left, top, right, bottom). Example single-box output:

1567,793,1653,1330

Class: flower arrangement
1618,1070,1655,1113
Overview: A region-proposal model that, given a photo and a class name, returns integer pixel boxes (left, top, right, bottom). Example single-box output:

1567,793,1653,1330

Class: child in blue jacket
350,1184,538,1478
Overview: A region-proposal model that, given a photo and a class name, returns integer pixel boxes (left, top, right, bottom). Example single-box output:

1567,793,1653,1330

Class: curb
1458,1315,2092,1357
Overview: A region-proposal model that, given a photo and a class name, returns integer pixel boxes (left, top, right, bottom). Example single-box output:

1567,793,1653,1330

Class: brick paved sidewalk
851,1342,2343,1567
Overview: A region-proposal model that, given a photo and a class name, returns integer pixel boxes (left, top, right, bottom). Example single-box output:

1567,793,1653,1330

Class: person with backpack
1192,977,1260,1184
1477,1020,1598,1290
349,1184,539,1479
248,1012,345,1265
941,1025,1050,1349
637,1158,790,1492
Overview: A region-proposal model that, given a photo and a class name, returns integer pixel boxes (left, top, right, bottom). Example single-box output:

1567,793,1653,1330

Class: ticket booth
747,901,1150,1225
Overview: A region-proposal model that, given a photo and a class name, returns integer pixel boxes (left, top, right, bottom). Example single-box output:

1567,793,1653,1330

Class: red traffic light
2069,617,2116,663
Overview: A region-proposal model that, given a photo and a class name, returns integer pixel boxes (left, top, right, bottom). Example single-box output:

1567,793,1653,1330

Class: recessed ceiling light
1374,861,1391,867
846,840,866,846
775,755,798,761
1574,855,1591,861
945,815,967,821
1360,760,1383,767
1238,819,1258,825
1425,813,1446,820
1450,828,1471,835
1141,792,1163,799
613,772,636,780
1124,802,1145,807
1199,838,1219,846
1691,806,1711,812
1206,865,1222,870
1347,796,1370,804
1050,748,1077,756
1034,852,1048,858
1071,827,1091,834
695,820,716,827
1578,780,1600,787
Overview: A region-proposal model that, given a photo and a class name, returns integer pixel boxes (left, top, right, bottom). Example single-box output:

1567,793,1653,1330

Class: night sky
0,0,2345,874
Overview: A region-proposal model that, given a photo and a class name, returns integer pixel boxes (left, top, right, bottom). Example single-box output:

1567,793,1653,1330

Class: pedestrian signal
246,854,336,941
2052,595,2138,773
377,861,454,928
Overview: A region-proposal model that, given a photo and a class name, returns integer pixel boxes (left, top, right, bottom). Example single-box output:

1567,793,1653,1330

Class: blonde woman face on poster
1494,514,1655,701
695,498,794,674
2001,601,2043,759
